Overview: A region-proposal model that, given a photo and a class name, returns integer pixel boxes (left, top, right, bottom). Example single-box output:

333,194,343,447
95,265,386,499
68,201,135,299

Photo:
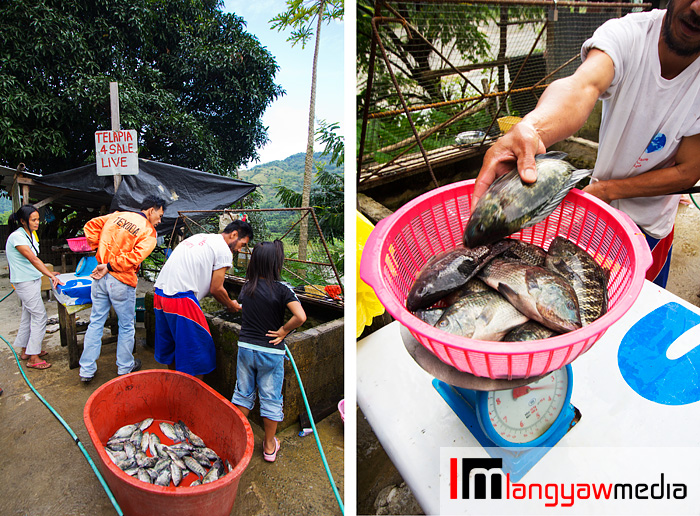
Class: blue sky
223,1,345,168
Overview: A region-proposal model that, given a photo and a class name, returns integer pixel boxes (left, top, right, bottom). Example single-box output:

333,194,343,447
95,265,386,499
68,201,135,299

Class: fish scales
149,433,161,458
200,447,220,461
171,462,183,487
464,152,592,247
138,418,154,431
111,424,138,440
173,421,188,443
192,451,212,468
140,432,150,454
435,290,528,341
406,240,515,311
504,321,557,341
406,246,491,311
124,441,136,460
137,469,152,484
166,448,188,471
184,455,207,478
545,236,608,326
159,422,181,443
501,240,547,267
478,257,581,332
129,428,143,449
441,278,491,306
155,468,172,487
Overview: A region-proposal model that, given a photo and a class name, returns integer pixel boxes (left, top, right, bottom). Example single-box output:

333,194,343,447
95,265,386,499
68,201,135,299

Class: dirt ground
0,256,345,516
665,198,700,309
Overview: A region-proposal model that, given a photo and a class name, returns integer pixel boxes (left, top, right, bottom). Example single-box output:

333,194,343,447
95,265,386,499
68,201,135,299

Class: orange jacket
84,211,157,287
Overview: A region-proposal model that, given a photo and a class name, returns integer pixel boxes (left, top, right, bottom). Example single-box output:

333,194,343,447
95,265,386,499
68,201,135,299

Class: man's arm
583,133,700,203
473,49,615,204
209,267,240,312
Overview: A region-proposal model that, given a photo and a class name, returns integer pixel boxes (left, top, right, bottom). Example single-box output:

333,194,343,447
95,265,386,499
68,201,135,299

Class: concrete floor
0,256,344,516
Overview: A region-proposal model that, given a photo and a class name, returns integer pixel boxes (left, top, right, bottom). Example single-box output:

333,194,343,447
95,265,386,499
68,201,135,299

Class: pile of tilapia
407,152,609,342
408,237,609,341
104,418,233,487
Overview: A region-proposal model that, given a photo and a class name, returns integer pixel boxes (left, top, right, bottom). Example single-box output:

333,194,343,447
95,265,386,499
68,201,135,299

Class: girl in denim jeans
231,240,306,462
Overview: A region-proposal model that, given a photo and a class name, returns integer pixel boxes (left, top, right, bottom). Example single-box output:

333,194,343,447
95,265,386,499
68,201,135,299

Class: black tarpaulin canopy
32,159,257,235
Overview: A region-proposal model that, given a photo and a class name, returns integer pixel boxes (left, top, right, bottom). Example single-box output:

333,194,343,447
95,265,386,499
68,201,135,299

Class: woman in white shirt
5,205,63,369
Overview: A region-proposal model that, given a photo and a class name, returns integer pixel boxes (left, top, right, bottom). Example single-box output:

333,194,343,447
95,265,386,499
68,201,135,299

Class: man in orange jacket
79,195,166,382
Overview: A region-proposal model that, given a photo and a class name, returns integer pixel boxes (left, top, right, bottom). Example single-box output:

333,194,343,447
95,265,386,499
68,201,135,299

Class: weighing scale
401,326,580,482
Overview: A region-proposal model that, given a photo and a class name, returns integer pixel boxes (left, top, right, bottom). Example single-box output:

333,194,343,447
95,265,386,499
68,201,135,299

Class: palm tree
271,0,344,262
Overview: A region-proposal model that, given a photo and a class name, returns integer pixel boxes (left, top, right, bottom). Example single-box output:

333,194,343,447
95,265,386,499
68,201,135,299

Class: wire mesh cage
171,208,344,306
357,0,648,187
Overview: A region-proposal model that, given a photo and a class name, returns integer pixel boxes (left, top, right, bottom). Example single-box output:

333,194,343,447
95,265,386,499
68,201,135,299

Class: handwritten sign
95,130,139,176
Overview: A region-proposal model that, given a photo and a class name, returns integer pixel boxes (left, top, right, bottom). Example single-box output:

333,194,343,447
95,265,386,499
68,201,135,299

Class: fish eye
566,301,575,311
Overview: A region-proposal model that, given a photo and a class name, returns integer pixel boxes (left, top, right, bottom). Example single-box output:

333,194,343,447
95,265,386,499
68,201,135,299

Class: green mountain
239,152,342,209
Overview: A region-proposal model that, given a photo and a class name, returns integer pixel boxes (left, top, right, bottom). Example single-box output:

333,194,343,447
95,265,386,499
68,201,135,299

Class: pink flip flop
263,437,280,462
26,360,51,370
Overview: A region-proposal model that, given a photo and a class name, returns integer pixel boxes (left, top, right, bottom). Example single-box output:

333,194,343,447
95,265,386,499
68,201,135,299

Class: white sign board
95,130,139,176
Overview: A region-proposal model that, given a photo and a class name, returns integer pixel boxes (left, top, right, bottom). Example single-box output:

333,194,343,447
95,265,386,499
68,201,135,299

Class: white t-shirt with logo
155,233,232,300
582,9,700,238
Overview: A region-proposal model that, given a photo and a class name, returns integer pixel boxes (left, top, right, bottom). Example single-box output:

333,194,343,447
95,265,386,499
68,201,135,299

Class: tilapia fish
478,257,581,332
406,240,515,311
463,152,592,247
545,236,608,326
105,418,232,488
503,321,557,342
435,290,529,341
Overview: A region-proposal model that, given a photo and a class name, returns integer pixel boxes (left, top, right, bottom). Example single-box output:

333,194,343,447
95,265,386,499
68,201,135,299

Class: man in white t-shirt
473,1,700,288
153,220,253,378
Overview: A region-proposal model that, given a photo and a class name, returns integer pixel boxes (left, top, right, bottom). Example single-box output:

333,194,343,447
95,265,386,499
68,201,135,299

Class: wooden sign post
110,82,121,192
95,82,138,184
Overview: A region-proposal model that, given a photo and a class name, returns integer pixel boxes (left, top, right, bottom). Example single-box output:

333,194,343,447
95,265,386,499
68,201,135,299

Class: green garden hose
690,193,700,211
0,292,123,515
286,343,345,515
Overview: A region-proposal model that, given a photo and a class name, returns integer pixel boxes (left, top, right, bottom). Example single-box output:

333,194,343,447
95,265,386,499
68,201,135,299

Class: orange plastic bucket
84,370,254,516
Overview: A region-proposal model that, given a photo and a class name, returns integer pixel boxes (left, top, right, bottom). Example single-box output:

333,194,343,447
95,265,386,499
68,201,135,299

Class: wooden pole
110,82,122,193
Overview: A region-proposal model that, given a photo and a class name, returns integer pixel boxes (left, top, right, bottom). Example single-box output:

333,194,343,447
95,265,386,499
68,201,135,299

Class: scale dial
479,366,572,447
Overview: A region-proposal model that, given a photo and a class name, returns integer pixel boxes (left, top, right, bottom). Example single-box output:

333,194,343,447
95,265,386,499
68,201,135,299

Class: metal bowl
455,130,485,145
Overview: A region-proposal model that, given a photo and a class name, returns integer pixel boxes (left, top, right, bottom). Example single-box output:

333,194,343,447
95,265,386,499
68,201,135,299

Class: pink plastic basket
67,236,91,252
360,179,652,380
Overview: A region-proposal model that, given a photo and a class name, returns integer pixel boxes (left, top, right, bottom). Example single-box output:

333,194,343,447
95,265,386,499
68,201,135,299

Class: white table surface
357,281,700,514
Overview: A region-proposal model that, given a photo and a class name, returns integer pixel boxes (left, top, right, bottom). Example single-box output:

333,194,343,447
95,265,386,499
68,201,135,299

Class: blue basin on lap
75,256,98,277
